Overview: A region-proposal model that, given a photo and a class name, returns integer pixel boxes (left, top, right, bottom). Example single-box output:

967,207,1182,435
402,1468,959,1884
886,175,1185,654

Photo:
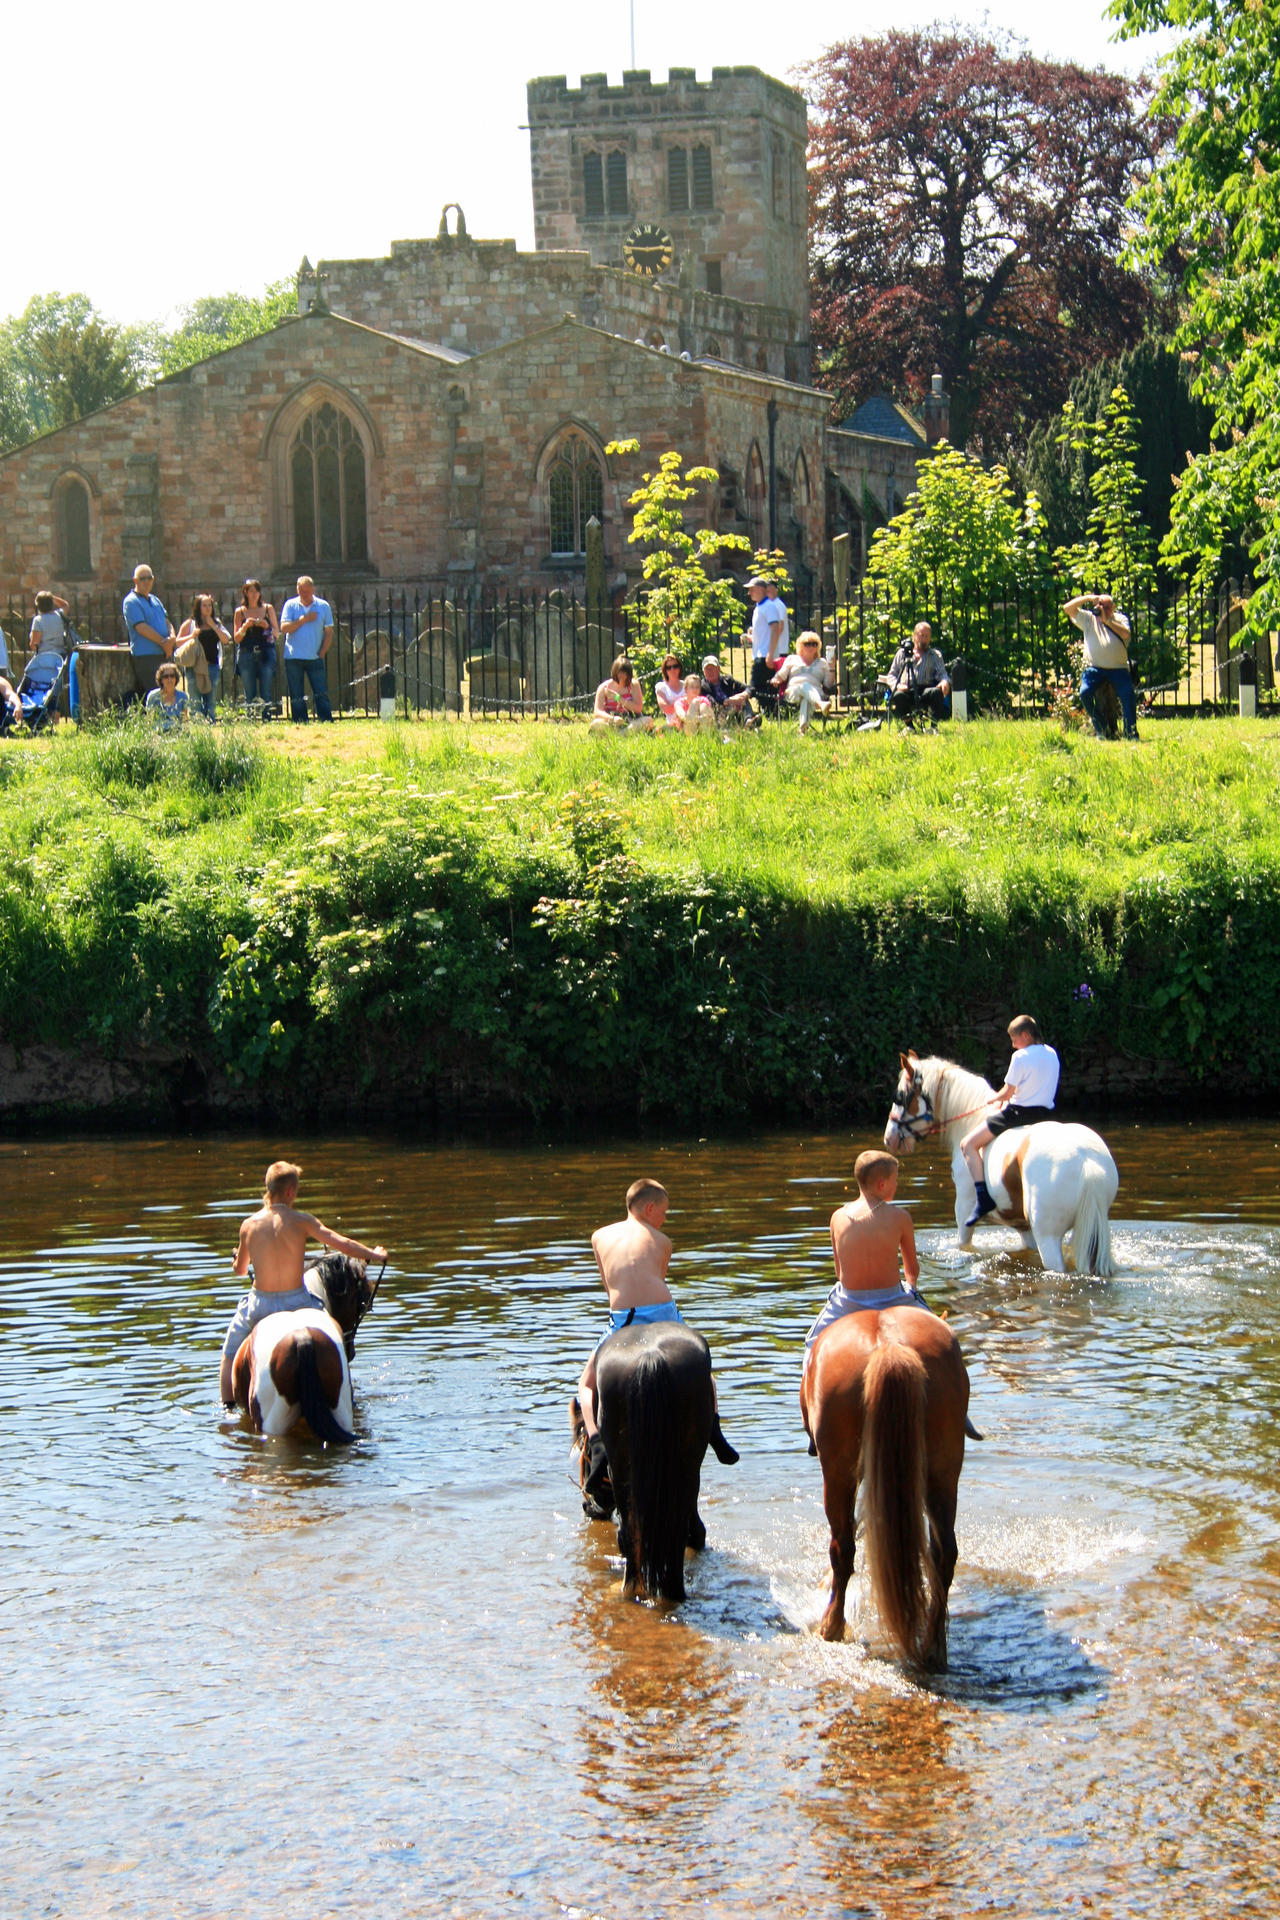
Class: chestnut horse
230,1254,380,1445
801,1307,970,1669
576,1321,739,1602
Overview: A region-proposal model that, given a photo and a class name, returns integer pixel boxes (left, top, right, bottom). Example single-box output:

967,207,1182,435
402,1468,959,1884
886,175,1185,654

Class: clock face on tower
623,224,675,277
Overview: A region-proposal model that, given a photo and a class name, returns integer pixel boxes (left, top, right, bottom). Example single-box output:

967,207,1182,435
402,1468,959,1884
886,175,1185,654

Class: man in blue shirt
122,563,176,702
278,575,335,722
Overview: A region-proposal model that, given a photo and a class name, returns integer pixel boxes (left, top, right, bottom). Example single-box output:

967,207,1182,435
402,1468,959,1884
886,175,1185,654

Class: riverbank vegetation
2,716,1279,1123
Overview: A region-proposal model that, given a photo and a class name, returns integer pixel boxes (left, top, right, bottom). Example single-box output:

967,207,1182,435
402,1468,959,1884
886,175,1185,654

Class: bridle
887,1070,936,1145
887,1066,994,1146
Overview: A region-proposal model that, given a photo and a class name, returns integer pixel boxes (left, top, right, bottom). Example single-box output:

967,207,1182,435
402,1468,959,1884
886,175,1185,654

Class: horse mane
916,1055,996,1132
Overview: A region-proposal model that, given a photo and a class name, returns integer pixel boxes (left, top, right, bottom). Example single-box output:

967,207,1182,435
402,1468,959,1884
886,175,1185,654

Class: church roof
838,394,926,446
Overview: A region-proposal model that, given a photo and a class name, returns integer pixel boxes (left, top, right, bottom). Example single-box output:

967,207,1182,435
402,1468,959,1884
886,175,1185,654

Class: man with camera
1065,590,1138,741
882,621,951,725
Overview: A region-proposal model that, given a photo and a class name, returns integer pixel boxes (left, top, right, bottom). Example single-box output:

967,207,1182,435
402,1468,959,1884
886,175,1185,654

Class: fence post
951,657,969,723
1239,649,1257,719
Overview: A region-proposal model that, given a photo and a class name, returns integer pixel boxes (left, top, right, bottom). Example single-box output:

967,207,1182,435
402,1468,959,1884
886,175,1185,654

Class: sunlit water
1,1125,1277,1917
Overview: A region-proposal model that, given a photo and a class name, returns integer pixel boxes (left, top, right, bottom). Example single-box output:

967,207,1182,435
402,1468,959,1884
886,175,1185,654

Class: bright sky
8,0,1169,332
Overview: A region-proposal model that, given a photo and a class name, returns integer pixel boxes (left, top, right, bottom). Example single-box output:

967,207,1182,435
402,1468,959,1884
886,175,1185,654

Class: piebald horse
231,1254,380,1445
802,1309,970,1668
885,1051,1118,1276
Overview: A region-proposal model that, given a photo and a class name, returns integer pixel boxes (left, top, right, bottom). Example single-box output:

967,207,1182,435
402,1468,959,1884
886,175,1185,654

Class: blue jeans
1080,665,1138,738
284,655,333,722
238,645,276,709
182,671,218,722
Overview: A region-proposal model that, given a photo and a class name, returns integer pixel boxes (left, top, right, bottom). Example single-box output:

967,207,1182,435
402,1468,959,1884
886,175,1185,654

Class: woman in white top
654,654,685,727
772,631,833,733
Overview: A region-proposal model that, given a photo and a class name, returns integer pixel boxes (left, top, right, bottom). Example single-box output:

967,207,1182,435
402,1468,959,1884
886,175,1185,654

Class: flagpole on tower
630,0,636,69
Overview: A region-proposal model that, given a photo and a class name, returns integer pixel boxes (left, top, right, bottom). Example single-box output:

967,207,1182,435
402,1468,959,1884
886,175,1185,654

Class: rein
889,1073,992,1142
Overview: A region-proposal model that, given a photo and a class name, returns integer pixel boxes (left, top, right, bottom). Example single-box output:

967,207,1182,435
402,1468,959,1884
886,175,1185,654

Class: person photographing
1065,590,1138,741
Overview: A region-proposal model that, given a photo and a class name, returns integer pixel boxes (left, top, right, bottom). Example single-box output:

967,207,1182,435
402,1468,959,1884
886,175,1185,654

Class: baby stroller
17,648,68,733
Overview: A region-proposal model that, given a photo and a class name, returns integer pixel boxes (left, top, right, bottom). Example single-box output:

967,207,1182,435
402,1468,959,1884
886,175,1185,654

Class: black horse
582,1321,739,1603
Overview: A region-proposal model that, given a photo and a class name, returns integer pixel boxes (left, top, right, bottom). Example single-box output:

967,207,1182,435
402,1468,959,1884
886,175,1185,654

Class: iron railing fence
0,575,1271,720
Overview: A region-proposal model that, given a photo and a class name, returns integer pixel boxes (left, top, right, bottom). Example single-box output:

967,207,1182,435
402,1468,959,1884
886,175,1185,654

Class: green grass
2,714,1277,1119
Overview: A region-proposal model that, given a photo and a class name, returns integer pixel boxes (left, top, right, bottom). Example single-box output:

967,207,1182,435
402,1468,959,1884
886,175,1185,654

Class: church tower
526,67,809,330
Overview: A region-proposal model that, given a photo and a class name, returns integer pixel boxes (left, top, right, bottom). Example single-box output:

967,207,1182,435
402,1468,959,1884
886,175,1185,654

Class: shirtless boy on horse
219,1161,388,1404
804,1150,931,1386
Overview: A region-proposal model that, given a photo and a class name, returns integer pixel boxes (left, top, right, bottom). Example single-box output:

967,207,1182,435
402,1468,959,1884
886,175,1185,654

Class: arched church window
54,474,92,575
291,402,368,567
547,433,604,558
793,450,811,509
745,442,767,551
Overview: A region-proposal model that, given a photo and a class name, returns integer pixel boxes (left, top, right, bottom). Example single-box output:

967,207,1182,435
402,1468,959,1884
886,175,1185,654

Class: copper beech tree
806,29,1156,456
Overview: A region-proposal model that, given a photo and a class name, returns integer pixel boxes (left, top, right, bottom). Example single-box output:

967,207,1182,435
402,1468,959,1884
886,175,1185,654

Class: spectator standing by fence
123,565,176,703
234,580,279,715
176,594,231,722
279,575,334,723
29,590,71,659
1066,591,1138,741
745,576,788,715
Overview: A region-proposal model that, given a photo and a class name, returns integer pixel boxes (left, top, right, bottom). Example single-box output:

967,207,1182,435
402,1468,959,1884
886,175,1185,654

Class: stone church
0,66,938,604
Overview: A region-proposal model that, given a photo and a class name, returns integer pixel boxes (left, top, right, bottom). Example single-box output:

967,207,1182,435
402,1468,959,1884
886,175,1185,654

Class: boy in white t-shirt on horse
960,1015,1060,1227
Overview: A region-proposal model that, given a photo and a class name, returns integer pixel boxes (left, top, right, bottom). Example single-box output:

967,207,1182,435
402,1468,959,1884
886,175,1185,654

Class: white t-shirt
751,594,788,660
1007,1043,1059,1108
1070,605,1130,671
654,677,682,720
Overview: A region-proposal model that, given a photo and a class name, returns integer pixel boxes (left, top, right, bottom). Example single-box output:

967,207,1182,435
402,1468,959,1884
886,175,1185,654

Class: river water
1,1124,1277,1918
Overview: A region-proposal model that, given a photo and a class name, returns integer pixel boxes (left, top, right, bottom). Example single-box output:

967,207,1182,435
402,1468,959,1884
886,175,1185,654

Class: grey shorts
222,1283,320,1361
804,1283,932,1349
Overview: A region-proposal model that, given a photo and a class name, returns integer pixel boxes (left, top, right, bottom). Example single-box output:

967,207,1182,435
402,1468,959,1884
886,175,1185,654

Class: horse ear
907,1048,919,1062
899,1051,914,1071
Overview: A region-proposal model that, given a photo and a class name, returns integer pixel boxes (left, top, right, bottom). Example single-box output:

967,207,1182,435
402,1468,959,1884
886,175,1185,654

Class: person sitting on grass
0,674,23,734
700,655,757,727
772,631,833,733
590,656,653,732
675,673,717,735
654,654,685,728
145,661,189,732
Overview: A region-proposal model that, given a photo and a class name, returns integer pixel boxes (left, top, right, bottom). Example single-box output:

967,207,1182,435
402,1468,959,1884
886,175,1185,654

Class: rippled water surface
2,1124,1278,1917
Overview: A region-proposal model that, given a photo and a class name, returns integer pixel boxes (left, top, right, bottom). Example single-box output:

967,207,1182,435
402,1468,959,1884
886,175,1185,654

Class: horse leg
819,1457,859,1642
922,1478,959,1671
1033,1230,1065,1272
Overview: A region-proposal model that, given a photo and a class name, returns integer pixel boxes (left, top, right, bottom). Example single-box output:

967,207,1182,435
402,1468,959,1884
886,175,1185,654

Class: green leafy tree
864,443,1052,701
1113,0,1280,641
605,441,752,677
1054,384,1176,691
1021,333,1216,554
159,278,296,375
0,292,154,447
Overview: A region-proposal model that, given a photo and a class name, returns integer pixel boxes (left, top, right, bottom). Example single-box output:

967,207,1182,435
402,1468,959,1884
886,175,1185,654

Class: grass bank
2,715,1278,1124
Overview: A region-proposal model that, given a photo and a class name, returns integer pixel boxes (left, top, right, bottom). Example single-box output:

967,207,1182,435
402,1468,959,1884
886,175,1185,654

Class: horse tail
1073,1159,1115,1279
294,1334,355,1447
624,1348,695,1602
861,1341,933,1665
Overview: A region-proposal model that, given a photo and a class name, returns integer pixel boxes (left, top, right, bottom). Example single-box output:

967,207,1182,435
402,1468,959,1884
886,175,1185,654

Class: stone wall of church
0,313,830,603
313,235,808,381
527,67,809,327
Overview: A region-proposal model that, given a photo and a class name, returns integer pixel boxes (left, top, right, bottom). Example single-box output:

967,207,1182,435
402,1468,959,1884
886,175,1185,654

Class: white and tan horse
230,1254,380,1444
884,1052,1118,1276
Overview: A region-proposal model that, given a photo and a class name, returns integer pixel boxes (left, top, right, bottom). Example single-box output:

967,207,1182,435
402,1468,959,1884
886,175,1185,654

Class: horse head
884,1049,933,1155
308,1253,378,1360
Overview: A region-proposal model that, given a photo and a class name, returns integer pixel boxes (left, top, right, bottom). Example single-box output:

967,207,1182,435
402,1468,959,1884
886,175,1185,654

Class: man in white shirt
1066,590,1138,740
960,1015,1061,1224
743,575,788,713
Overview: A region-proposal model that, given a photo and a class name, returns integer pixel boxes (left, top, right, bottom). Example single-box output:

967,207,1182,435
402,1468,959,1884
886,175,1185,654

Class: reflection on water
1,1124,1278,1916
